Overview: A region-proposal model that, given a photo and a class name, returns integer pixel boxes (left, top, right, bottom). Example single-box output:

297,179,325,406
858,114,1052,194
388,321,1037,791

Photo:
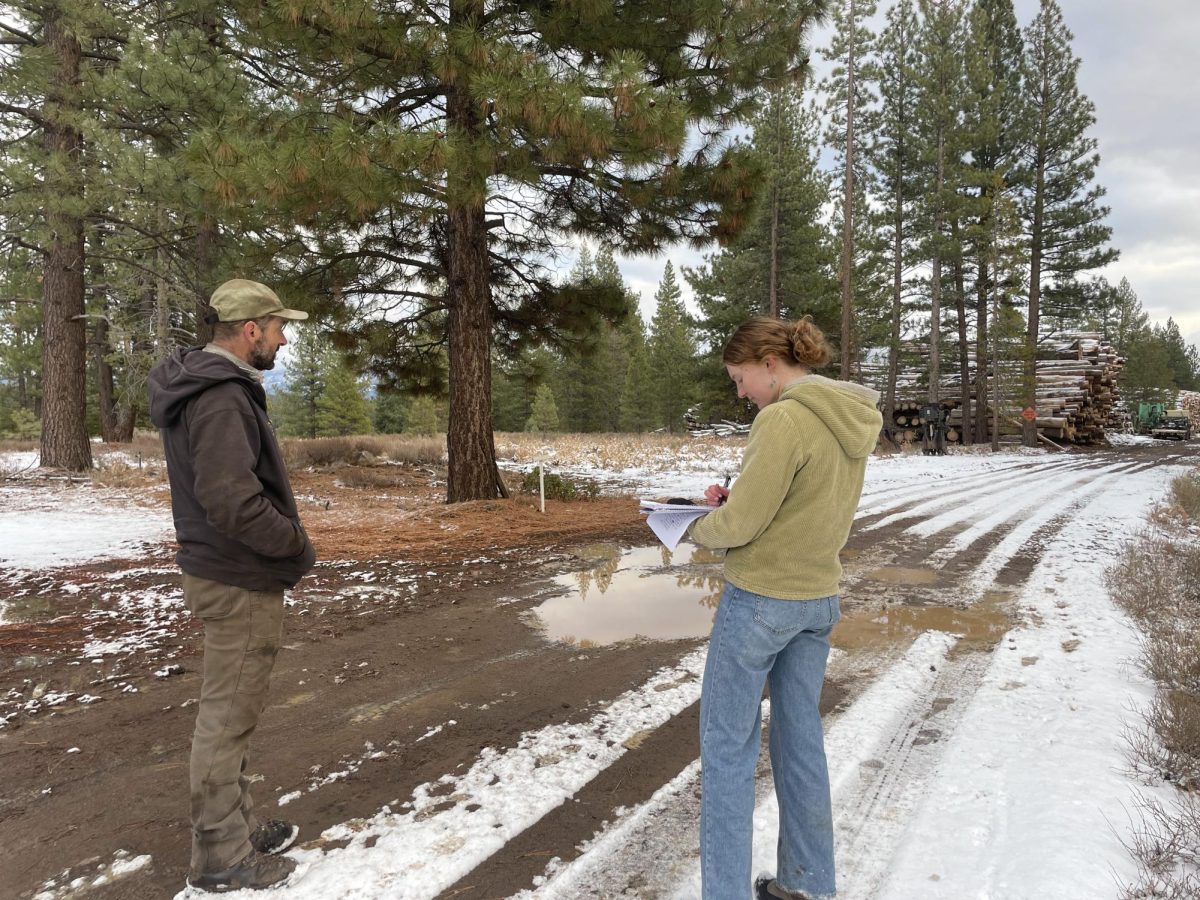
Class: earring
770,377,777,389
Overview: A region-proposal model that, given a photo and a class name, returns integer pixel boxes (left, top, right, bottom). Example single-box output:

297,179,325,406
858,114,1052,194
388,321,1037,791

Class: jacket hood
148,347,262,428
780,375,882,459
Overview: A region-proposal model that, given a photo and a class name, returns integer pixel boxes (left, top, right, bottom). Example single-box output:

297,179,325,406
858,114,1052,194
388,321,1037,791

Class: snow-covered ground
4,445,1195,899
0,484,173,574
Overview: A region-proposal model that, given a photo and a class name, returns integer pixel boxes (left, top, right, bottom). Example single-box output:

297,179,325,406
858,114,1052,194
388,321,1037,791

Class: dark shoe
188,850,296,893
250,819,300,855
755,877,818,900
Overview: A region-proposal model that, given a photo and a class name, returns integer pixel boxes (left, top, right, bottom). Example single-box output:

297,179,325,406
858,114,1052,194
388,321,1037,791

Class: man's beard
248,337,278,371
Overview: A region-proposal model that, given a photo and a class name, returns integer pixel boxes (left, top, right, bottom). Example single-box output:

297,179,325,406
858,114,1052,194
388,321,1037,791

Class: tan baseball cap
208,279,309,322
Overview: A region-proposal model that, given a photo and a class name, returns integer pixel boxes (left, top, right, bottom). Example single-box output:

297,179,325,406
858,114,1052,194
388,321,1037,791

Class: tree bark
445,0,502,502
1023,149,1046,448
39,4,92,470
928,137,944,405
838,0,858,381
973,257,990,445
94,317,117,442
951,224,972,444
194,218,217,345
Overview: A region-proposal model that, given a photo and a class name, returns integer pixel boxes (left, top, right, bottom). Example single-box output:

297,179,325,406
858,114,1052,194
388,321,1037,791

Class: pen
719,474,731,505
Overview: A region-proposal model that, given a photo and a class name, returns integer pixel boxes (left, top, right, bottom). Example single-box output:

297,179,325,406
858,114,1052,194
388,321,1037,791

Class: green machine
1134,402,1166,435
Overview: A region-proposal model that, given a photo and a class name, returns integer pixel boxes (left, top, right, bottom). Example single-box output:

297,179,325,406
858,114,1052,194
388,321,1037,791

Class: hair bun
790,316,833,369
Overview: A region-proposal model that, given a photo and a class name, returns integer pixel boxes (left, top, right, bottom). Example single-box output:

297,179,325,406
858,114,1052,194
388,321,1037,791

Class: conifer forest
2,0,1198,500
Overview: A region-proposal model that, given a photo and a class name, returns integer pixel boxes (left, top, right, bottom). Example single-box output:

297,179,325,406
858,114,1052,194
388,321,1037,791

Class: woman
688,316,882,900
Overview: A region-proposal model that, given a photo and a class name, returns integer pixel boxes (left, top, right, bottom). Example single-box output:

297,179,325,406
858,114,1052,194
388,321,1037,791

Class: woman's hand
703,484,730,507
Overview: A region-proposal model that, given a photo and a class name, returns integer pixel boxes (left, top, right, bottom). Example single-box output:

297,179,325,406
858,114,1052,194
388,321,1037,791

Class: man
149,279,316,892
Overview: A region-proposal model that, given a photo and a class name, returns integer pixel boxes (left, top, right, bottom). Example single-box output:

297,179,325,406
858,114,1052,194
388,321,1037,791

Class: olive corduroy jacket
688,375,882,600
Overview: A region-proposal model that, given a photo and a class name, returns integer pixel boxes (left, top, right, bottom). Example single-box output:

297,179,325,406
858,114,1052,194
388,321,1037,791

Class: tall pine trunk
1023,152,1046,447
928,138,944,405
40,4,91,471
445,0,503,502
951,220,972,443
884,185,903,429
973,259,990,445
194,219,217,345
838,0,858,381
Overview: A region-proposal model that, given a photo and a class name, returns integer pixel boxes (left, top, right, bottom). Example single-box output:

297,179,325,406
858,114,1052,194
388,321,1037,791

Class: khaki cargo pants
183,573,285,874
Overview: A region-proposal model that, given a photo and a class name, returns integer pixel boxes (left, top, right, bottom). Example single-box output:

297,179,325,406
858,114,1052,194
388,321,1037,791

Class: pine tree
688,91,838,420
1122,326,1178,407
911,0,971,426
1018,0,1117,445
961,0,1027,443
215,0,831,501
619,316,657,432
865,0,922,420
277,328,331,438
526,384,561,433
821,0,879,378
373,391,408,434
316,360,373,437
405,395,442,436
646,262,697,432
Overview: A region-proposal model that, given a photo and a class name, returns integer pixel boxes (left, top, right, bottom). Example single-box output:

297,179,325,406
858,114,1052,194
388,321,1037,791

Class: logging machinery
1134,402,1166,435
919,403,947,455
1151,410,1193,441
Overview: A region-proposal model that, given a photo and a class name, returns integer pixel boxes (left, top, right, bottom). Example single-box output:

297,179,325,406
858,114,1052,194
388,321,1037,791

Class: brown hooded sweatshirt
148,347,315,591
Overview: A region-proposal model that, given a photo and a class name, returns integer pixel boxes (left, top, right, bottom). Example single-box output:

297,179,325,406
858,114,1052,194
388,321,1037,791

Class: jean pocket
753,596,821,635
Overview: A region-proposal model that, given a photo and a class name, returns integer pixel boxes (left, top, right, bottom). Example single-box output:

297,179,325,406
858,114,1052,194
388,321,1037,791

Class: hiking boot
755,877,820,900
188,849,296,893
250,819,300,855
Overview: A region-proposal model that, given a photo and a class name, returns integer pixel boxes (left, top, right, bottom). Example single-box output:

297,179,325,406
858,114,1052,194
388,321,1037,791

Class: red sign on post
1021,407,1037,422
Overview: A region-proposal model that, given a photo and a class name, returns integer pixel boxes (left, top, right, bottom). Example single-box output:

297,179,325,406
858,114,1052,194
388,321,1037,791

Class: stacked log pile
1179,391,1200,428
866,333,1124,445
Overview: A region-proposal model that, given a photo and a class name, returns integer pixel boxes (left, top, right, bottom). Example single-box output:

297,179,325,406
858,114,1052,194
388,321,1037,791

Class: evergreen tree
961,0,1027,443
646,262,697,432
1122,326,1179,407
316,360,373,437
865,0,922,419
405,395,441,436
547,246,637,432
619,316,657,432
217,0,831,501
1017,0,1117,445
525,384,561,433
1156,319,1199,391
276,328,331,438
821,0,879,378
373,391,409,434
688,92,838,420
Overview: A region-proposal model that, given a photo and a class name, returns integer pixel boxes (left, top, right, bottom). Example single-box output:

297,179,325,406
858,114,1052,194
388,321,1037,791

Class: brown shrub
1109,477,1200,896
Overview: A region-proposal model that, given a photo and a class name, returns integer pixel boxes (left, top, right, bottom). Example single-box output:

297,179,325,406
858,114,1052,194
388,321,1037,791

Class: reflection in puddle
834,591,1012,654
532,544,724,646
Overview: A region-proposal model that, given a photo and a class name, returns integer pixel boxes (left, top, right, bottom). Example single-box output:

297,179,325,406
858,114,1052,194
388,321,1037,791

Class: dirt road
1,445,1195,900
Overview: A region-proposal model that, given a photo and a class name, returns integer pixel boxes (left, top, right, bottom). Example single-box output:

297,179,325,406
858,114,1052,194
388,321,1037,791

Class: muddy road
1,445,1195,899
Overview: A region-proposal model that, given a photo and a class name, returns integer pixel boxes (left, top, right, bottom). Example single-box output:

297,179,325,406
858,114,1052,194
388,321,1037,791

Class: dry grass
281,434,446,469
494,431,745,473
1109,468,1200,896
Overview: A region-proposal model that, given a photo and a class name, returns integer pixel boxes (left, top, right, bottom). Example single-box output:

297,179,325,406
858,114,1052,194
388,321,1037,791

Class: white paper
638,500,711,551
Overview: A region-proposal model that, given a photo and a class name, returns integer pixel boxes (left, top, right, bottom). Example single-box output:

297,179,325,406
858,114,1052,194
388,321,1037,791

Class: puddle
833,591,1012,654
531,544,724,646
862,566,940,585
0,595,56,624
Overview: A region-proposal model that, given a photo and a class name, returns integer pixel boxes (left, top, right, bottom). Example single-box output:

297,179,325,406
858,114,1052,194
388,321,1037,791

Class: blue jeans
700,583,839,900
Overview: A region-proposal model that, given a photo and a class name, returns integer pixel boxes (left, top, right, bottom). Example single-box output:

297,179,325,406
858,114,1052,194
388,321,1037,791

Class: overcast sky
615,0,1200,351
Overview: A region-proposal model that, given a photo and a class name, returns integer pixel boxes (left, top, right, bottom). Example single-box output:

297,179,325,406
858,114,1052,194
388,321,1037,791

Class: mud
0,445,1195,900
